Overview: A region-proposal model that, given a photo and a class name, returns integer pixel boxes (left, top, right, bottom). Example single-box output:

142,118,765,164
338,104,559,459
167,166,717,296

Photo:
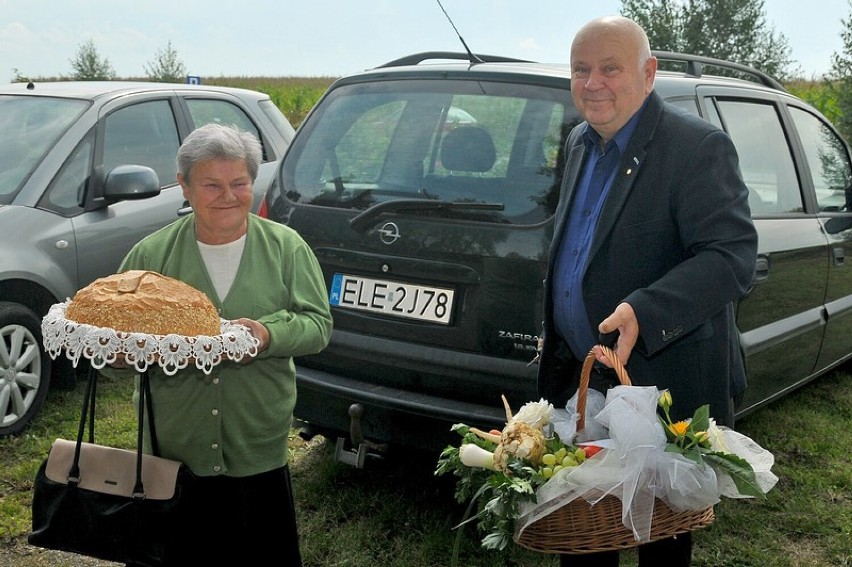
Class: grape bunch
538,446,588,479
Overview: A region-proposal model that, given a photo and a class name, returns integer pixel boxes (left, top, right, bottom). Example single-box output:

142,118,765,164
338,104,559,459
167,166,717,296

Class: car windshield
280,78,577,224
0,95,89,204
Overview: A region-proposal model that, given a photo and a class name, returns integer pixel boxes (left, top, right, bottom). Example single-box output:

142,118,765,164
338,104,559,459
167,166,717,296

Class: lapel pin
626,156,639,175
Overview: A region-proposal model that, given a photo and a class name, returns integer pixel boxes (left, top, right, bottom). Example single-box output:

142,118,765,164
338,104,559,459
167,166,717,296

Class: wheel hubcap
1,324,41,427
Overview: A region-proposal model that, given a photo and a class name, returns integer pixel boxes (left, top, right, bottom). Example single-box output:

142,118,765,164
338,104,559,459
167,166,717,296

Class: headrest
440,126,496,173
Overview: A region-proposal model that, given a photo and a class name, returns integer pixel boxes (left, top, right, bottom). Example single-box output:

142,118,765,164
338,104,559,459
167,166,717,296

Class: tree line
621,0,852,141
13,39,185,84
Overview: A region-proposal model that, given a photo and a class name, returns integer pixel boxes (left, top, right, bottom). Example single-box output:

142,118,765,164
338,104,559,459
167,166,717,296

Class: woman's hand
232,318,269,359
108,353,130,369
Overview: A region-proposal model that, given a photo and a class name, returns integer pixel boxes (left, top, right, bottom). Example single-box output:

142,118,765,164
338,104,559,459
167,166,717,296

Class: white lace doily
42,301,260,375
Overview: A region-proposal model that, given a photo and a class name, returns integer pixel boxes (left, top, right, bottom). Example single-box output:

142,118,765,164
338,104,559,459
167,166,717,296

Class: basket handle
576,345,632,433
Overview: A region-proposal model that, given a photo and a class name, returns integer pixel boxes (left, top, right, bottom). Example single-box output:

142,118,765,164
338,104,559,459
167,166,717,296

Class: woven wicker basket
513,345,715,554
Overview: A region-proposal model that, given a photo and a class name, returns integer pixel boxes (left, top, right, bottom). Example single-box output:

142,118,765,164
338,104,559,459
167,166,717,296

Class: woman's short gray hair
177,123,262,183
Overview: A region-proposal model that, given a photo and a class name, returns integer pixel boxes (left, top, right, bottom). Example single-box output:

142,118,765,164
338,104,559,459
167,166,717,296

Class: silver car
0,81,296,436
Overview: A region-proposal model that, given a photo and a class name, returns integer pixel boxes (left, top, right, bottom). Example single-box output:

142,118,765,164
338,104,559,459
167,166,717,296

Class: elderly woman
118,123,332,566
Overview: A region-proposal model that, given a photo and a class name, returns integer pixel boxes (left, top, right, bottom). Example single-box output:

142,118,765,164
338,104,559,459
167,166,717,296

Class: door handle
753,256,769,282
833,246,845,267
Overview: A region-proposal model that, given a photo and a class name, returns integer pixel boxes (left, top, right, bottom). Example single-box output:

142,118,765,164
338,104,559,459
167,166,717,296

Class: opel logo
378,222,401,245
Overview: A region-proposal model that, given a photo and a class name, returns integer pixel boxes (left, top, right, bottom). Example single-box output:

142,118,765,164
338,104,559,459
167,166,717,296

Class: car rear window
281,79,580,224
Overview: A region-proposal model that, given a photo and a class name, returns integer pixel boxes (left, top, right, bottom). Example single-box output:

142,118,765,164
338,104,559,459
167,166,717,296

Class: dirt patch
0,539,121,567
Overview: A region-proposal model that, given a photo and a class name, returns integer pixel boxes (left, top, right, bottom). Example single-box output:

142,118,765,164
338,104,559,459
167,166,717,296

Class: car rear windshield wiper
349,198,504,231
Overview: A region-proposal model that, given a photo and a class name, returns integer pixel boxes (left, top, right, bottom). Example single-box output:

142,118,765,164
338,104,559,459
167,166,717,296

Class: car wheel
0,301,51,437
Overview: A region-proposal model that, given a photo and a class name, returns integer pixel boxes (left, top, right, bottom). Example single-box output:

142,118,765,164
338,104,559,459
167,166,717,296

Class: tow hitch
334,403,388,468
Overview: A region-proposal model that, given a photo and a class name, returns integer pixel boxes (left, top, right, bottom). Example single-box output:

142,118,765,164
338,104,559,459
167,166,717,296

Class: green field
200,75,336,127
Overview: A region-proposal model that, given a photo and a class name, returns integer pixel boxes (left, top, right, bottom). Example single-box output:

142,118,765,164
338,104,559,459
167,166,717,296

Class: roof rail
377,51,532,68
375,50,786,92
652,50,786,92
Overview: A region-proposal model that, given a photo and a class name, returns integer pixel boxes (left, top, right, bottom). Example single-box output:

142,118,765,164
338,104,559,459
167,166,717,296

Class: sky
1,0,848,83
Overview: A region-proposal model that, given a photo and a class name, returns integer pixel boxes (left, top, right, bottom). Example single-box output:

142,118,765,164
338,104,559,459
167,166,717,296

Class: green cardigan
117,213,332,477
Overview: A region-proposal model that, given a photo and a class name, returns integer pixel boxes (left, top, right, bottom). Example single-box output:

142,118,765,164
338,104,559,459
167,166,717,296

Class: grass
203,75,336,127
1,365,849,566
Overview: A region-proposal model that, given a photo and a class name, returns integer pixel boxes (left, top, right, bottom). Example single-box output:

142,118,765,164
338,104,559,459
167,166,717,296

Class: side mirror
102,165,161,203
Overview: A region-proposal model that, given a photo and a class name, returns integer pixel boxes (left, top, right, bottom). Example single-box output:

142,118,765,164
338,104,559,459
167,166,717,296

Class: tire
0,301,52,437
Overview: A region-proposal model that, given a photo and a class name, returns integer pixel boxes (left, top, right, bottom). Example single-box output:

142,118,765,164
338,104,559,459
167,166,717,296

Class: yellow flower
658,390,672,411
694,430,710,444
669,420,690,437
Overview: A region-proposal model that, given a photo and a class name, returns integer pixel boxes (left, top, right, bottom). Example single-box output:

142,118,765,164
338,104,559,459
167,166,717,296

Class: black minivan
261,51,852,463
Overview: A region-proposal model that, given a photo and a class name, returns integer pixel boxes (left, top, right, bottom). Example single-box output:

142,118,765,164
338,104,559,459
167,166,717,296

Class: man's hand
594,302,638,367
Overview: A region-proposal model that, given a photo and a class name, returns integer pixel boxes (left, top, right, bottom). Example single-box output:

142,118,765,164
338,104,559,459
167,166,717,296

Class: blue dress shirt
552,105,646,360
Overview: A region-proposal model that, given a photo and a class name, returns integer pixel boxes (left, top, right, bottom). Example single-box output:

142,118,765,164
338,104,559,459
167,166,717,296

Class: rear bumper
294,365,508,453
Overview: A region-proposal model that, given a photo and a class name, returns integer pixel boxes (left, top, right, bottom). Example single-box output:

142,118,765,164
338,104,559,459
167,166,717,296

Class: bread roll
66,270,220,336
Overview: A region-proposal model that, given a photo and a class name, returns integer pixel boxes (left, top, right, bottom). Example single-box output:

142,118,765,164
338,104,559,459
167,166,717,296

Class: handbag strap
68,365,158,497
143,370,161,457
68,365,98,482
133,370,149,496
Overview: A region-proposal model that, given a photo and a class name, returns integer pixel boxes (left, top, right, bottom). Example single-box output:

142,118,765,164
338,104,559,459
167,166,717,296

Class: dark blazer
537,91,758,426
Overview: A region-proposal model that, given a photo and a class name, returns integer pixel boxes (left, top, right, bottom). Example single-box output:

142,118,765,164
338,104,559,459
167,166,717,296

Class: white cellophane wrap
42,301,260,375
712,427,779,498
515,385,778,543
550,387,609,443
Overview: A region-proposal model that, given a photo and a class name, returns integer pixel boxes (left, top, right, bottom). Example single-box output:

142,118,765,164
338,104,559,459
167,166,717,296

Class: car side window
667,97,701,117
788,107,852,213
38,131,94,215
715,99,803,215
103,101,180,188
184,99,269,161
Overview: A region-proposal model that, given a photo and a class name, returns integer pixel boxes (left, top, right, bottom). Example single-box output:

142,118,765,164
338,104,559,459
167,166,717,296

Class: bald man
537,16,757,566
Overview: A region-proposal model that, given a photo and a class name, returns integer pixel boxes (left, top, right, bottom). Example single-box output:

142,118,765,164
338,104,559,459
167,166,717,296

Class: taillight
257,194,268,218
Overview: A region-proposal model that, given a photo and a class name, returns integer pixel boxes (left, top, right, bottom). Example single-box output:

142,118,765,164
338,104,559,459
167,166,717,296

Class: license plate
329,273,454,324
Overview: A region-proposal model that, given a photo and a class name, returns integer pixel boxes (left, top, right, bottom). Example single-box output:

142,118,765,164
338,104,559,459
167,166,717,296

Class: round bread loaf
66,270,220,336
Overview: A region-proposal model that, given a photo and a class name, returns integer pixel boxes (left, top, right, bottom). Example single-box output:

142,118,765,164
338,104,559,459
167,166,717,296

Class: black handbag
28,367,195,567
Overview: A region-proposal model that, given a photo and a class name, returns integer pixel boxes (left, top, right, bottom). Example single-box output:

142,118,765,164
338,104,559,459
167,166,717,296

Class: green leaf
684,443,704,464
506,477,534,495
690,404,711,432
664,441,704,465
481,532,509,550
705,452,766,499
664,443,686,456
